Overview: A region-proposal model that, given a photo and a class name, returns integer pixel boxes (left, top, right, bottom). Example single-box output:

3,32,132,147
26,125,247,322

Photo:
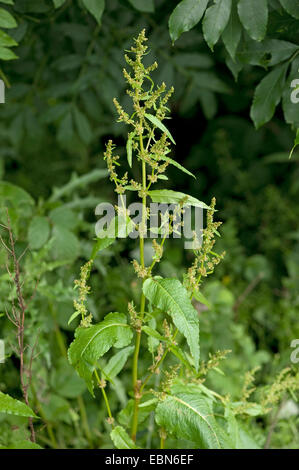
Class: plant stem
131,135,147,441
264,399,285,449
131,295,144,441
140,329,178,394
94,369,114,427
160,434,165,449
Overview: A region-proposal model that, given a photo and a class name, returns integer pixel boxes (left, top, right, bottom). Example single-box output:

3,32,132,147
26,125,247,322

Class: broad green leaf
42,394,71,423
0,7,17,28
50,358,86,398
155,384,230,448
57,111,74,147
0,182,34,209
197,89,218,119
0,45,17,60
28,216,50,250
50,225,80,261
145,113,175,144
157,154,196,179
68,312,133,395
225,406,239,448
250,63,288,129
126,132,134,168
143,278,200,369
53,0,66,8
49,207,77,230
42,103,70,124
237,38,298,68
279,0,299,19
128,0,154,13
225,409,261,450
238,426,260,449
203,0,232,50
148,189,210,209
73,106,92,145
53,54,82,72
237,0,268,41
0,29,17,46
173,52,214,69
2,441,42,449
0,1,14,4
194,71,231,94
169,0,209,43
263,39,299,67
101,346,134,382
0,392,38,418
222,0,241,59
110,426,139,449
226,55,242,81
82,0,105,25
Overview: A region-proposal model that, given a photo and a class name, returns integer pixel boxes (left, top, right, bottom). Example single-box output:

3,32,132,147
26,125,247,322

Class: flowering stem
131,135,147,441
94,369,114,427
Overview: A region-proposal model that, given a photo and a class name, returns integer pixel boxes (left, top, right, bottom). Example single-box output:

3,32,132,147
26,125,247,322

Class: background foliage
0,0,298,449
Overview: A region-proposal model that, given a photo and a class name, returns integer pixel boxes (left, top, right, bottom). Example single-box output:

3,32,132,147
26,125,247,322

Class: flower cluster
185,197,225,294
104,140,128,195
109,29,175,186
73,260,93,327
